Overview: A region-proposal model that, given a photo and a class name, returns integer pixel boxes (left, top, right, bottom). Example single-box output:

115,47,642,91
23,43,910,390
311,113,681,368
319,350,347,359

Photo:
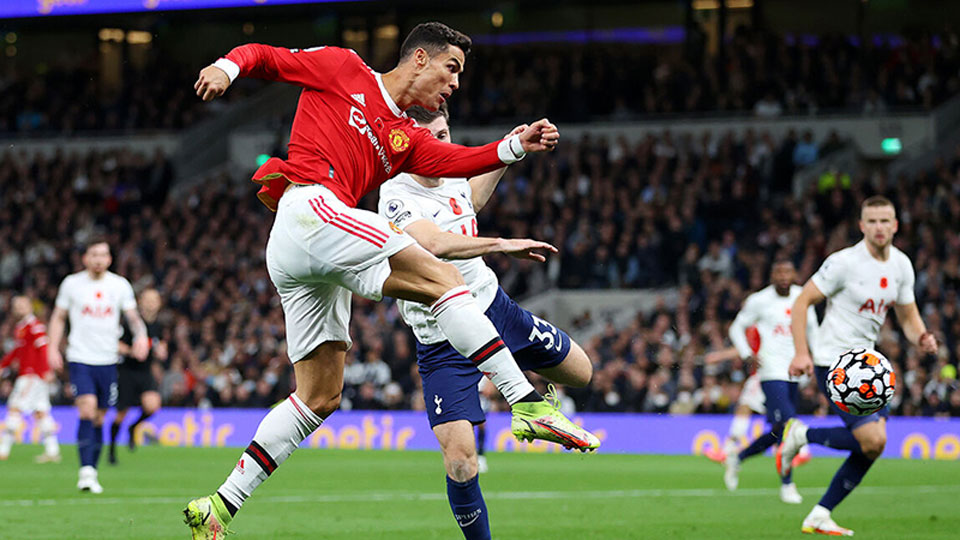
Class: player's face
423,116,450,142
415,45,465,111
82,243,112,275
859,205,898,249
140,289,162,312
771,263,796,291
11,296,31,318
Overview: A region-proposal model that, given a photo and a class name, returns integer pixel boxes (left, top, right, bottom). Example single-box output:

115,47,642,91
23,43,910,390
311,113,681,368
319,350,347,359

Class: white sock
430,286,535,405
217,394,323,512
729,415,750,440
38,414,59,456
0,412,22,457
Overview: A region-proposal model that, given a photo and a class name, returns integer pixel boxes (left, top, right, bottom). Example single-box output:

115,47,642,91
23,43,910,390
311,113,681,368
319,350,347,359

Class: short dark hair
406,102,449,125
83,235,110,253
862,195,895,212
772,256,795,268
399,22,471,61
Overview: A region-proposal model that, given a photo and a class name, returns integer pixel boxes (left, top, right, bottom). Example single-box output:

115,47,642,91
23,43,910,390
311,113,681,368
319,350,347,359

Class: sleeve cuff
497,135,526,164
213,58,240,83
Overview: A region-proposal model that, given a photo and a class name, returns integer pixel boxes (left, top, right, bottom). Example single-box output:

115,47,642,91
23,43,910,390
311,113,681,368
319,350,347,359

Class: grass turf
0,444,957,539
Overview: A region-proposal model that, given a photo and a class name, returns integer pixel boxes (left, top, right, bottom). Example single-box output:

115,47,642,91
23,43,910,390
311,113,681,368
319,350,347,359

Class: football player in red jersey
185,22,598,539
0,295,60,463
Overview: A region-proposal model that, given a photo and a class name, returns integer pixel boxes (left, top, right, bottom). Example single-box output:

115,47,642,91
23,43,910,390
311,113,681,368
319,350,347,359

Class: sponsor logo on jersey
388,128,410,153
350,93,366,106
81,305,114,318
388,221,403,234
347,106,392,175
858,298,892,314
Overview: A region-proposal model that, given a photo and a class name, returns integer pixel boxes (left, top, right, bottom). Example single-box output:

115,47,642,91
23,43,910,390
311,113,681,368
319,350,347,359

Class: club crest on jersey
389,129,410,153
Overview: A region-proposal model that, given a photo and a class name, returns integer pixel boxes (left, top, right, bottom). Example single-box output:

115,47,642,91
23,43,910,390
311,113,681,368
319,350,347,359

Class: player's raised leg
383,244,599,451
436,420,491,540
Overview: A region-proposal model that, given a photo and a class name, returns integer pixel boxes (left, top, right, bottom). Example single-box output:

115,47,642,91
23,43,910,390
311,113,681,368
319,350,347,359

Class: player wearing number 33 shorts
378,104,596,540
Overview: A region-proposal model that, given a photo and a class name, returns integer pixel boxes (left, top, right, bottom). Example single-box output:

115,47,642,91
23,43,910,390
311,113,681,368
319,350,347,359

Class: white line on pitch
2,484,959,507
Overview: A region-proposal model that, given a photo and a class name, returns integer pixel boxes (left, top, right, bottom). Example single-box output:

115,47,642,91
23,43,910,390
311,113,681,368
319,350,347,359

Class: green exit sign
881,138,902,155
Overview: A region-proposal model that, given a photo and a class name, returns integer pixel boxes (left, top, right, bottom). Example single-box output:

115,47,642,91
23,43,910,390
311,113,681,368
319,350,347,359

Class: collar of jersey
374,72,404,118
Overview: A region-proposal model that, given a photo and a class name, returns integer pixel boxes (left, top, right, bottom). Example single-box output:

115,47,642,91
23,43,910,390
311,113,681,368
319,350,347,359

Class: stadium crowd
0,58,261,135
1,129,959,418
454,29,960,122
2,29,958,136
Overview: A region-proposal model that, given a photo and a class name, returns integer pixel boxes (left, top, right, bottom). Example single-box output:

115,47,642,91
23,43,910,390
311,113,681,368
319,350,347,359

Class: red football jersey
221,44,515,210
0,315,50,378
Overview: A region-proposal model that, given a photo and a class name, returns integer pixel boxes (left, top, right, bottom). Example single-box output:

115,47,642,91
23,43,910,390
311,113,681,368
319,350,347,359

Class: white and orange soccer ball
826,348,896,416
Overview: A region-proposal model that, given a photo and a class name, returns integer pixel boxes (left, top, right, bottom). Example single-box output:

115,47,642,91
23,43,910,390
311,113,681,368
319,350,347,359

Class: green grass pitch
0,444,958,539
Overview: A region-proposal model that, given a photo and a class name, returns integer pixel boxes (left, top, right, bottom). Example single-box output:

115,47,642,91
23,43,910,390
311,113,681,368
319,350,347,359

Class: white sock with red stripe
217,394,323,513
430,286,535,405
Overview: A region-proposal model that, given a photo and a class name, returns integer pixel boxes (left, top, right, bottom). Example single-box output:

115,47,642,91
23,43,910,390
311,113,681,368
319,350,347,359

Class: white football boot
77,465,104,494
777,418,808,479
779,482,803,504
801,504,854,536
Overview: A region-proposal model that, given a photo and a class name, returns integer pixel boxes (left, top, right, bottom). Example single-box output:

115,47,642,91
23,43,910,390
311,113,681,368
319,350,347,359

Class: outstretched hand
517,119,560,153
499,238,558,262
195,65,231,101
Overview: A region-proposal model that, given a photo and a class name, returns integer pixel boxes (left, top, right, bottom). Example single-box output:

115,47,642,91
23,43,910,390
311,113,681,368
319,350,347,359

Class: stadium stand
2,132,958,417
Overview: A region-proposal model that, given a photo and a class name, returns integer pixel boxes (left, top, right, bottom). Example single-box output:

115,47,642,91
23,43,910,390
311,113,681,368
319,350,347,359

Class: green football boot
511,385,601,452
183,494,233,539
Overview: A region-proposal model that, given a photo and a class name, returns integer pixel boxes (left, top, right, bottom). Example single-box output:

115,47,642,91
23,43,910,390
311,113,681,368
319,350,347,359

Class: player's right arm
403,219,557,262
728,296,760,361
406,119,559,180
195,44,351,100
46,306,67,372
789,281,826,376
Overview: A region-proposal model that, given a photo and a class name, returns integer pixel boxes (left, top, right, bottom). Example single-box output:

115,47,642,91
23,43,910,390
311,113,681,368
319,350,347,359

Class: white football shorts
8,374,52,413
739,373,766,415
266,184,416,362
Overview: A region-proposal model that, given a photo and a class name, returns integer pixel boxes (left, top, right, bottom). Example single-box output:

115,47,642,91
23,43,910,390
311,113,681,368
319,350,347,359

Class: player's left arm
893,302,937,353
892,257,936,353
406,119,558,180
467,124,528,211
124,308,150,361
120,280,149,361
403,219,557,262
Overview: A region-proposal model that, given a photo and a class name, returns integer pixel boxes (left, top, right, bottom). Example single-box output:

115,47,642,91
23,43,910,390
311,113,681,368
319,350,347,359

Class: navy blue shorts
815,366,888,430
68,362,118,409
419,287,572,428
760,380,798,426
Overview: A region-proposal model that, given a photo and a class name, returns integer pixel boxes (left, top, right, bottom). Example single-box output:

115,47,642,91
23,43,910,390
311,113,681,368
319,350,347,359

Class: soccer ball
825,348,896,416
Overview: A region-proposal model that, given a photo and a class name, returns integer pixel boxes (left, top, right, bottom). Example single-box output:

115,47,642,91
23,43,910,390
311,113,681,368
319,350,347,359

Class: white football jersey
55,271,137,365
810,240,916,367
378,173,498,344
728,284,818,381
